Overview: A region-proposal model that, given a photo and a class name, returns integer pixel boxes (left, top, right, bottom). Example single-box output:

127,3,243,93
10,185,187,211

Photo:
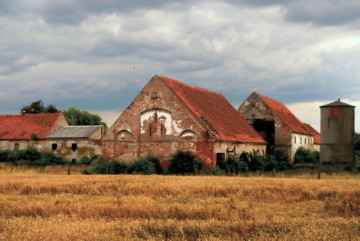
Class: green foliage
295,147,320,164
247,152,266,172
0,148,64,166
32,152,65,166
79,155,99,165
83,160,129,175
221,157,249,174
217,151,291,174
0,150,11,163
21,100,59,114
64,107,106,127
168,151,203,175
128,158,157,175
83,156,162,175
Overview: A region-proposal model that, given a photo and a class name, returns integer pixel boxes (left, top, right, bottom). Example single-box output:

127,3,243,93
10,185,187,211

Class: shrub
21,148,42,162
168,151,202,175
83,161,129,175
264,155,278,172
79,155,99,165
32,152,65,166
128,158,157,175
248,152,266,172
146,155,163,174
295,147,319,164
0,150,11,163
220,157,249,174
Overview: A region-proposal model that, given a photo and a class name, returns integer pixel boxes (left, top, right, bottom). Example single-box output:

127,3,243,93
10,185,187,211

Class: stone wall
0,139,102,161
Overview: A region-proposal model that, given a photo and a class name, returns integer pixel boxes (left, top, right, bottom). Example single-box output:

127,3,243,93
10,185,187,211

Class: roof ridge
157,75,225,98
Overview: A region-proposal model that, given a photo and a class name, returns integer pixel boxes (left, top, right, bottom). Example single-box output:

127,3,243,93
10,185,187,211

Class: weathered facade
0,113,103,160
103,75,266,165
239,92,320,163
320,99,355,164
47,126,103,160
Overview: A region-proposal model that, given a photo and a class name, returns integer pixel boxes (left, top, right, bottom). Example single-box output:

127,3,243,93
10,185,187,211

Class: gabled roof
0,113,63,140
158,75,266,144
253,92,309,135
303,123,320,145
48,126,102,139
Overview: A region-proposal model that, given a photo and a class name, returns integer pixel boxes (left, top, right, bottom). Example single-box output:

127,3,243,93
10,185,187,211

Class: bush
146,155,163,174
0,150,11,163
263,155,278,172
0,148,65,166
20,148,42,162
79,155,99,165
295,148,319,164
32,152,65,166
220,157,249,174
168,151,203,175
248,152,266,172
128,158,157,175
83,161,129,175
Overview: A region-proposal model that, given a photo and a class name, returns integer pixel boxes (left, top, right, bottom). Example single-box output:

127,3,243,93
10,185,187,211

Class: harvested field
0,169,360,240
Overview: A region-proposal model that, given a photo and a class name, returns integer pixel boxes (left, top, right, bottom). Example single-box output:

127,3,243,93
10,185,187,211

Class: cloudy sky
1,0,359,130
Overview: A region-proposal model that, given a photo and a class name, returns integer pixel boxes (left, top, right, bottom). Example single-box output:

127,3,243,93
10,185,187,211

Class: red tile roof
255,92,309,135
159,76,266,144
303,123,320,145
0,113,63,140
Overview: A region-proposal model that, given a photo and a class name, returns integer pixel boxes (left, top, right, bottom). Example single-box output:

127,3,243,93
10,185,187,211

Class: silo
320,99,355,164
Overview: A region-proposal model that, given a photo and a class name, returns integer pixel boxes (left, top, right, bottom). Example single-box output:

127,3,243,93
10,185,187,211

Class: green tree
63,107,106,127
21,100,59,114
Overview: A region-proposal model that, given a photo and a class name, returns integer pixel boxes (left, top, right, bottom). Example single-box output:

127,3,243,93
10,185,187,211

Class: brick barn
102,75,266,165
0,113,103,160
239,92,320,162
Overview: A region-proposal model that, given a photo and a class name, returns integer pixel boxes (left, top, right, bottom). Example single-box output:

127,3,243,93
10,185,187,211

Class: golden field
0,166,360,240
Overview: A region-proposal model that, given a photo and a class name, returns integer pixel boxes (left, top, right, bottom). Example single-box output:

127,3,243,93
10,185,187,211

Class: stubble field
0,167,360,241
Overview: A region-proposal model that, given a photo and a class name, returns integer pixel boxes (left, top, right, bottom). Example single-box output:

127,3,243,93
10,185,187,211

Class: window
71,143,78,152
294,136,296,144
14,143,19,151
52,143,58,151
300,137,302,145
216,153,225,163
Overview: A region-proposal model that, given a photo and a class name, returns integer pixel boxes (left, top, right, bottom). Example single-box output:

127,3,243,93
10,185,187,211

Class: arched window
117,130,135,141
179,130,196,140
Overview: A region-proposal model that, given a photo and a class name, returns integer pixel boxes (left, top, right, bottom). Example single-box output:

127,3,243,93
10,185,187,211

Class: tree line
21,100,106,127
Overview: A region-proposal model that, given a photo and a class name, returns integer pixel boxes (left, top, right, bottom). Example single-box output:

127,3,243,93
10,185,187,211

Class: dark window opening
52,143,58,151
216,153,226,163
71,143,78,152
14,143,19,151
252,119,275,154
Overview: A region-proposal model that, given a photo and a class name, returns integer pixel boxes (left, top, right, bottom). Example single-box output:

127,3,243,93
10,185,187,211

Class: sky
1,0,360,130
